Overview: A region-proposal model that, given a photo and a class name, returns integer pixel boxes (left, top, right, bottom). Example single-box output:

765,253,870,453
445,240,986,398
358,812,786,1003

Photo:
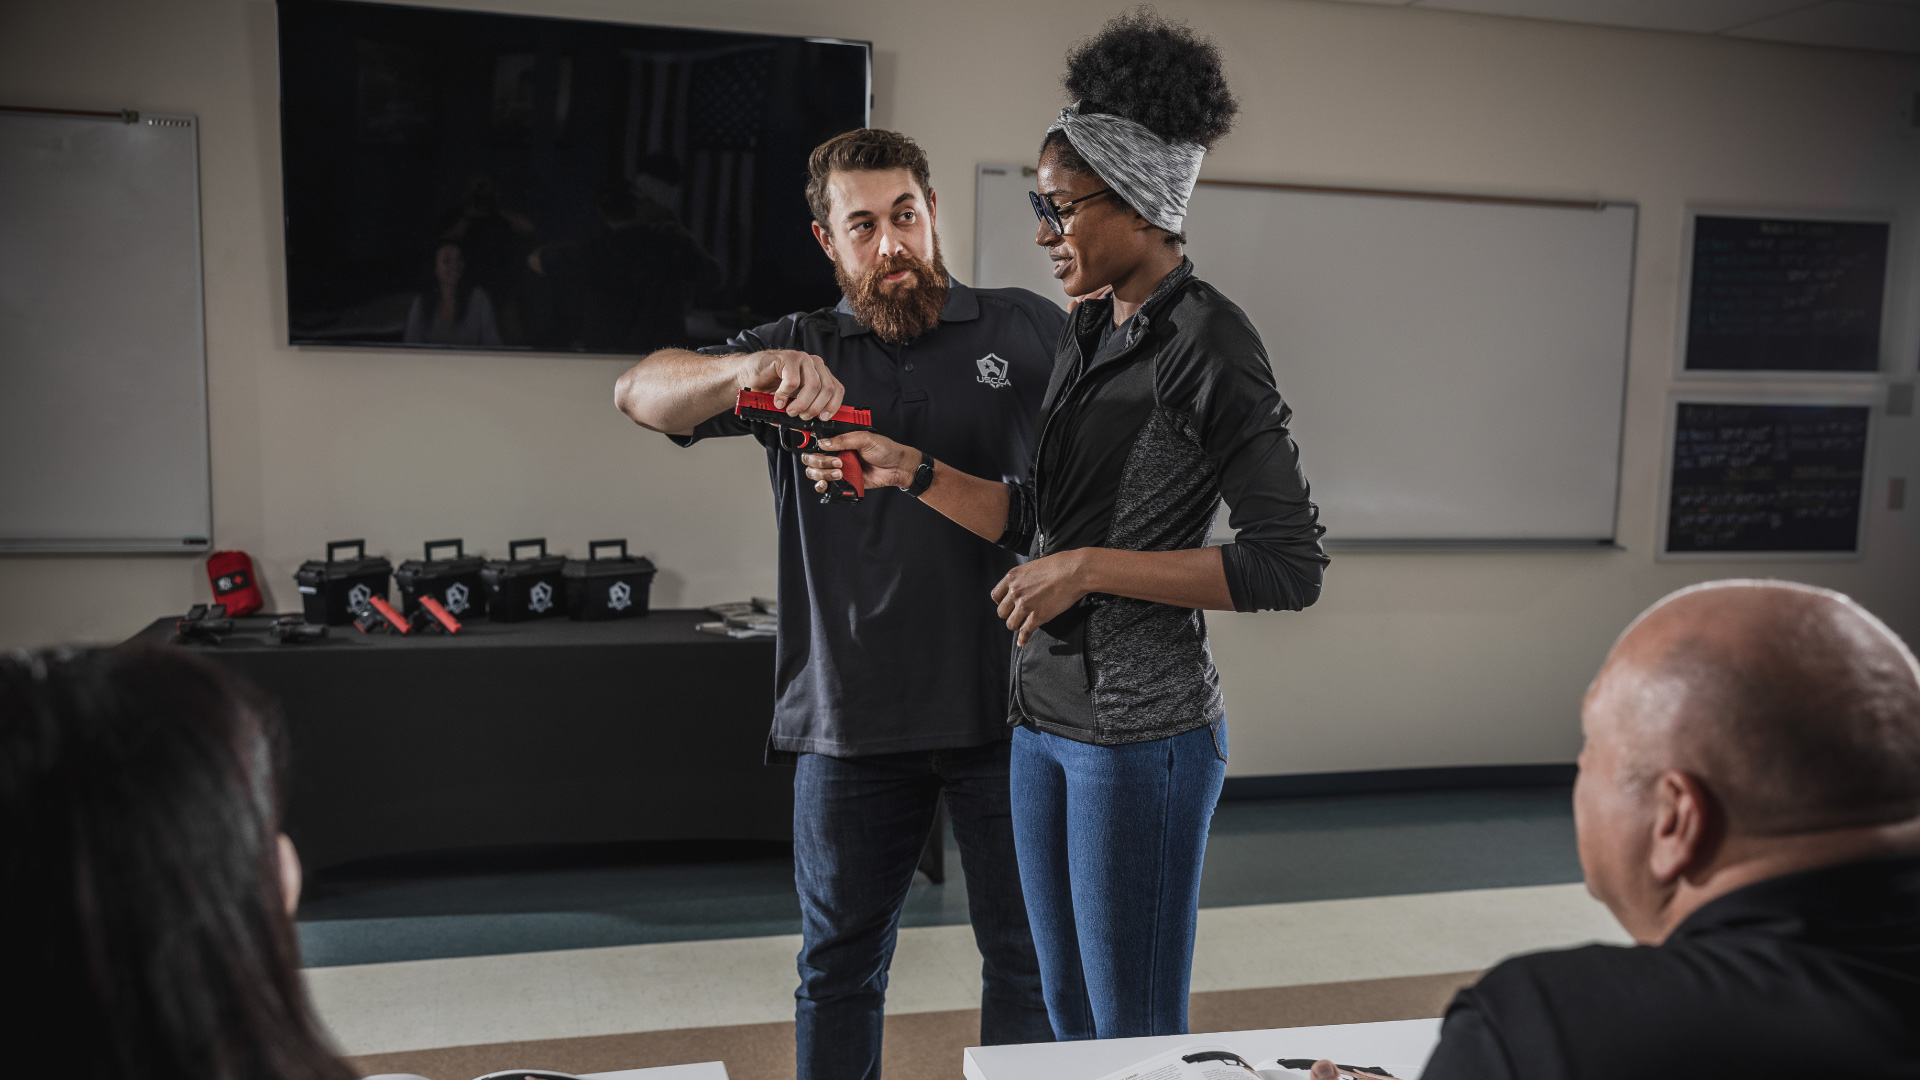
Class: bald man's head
1589,580,1920,836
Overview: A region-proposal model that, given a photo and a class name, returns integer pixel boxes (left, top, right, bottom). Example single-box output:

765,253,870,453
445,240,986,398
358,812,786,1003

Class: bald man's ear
1647,770,1719,884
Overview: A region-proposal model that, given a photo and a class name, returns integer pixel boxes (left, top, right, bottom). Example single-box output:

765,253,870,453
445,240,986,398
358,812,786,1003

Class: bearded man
615,128,1063,1079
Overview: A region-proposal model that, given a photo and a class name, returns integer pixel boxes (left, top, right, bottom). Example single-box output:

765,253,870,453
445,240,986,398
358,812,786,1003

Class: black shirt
675,281,1064,760
1422,852,1920,1079
999,260,1328,745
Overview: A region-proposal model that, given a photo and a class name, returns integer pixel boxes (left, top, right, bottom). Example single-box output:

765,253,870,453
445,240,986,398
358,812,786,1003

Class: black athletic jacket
998,259,1327,745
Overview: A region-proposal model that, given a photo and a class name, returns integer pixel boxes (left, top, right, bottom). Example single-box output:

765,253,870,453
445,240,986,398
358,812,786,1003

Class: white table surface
365,1064,729,1080
584,1065,727,1080
963,1018,1441,1080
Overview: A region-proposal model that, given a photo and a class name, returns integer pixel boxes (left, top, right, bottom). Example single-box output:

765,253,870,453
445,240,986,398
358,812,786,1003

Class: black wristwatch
904,450,936,497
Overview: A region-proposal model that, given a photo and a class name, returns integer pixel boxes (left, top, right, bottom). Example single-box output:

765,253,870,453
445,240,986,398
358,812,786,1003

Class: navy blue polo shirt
676,280,1065,760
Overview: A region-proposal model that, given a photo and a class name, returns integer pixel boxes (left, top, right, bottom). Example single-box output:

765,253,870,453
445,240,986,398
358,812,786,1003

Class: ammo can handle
326,539,366,563
589,539,628,561
424,538,465,561
509,537,548,560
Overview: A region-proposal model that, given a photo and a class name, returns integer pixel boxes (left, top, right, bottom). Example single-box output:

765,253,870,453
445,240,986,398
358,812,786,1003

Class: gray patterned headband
1046,102,1206,235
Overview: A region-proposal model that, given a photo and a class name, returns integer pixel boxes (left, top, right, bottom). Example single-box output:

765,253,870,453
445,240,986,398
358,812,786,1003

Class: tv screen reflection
278,0,871,354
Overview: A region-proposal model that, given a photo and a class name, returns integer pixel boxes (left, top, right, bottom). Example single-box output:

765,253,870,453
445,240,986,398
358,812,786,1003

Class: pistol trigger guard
779,427,812,452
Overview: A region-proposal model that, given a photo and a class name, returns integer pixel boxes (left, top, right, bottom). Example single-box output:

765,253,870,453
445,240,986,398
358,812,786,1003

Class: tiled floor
298,787,1582,967
298,787,1624,1057
307,883,1628,1056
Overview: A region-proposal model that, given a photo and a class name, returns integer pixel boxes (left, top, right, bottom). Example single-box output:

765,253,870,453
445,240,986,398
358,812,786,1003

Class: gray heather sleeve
1164,310,1328,613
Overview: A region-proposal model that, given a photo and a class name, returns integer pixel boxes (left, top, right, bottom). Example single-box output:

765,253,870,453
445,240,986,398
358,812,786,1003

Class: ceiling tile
1728,1,1920,52
1410,0,1820,34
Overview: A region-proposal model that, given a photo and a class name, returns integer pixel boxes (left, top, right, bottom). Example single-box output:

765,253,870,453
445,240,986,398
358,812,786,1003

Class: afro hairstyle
1053,7,1237,151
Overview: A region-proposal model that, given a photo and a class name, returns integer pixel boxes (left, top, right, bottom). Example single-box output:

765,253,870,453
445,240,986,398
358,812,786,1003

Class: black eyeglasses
1029,187,1113,235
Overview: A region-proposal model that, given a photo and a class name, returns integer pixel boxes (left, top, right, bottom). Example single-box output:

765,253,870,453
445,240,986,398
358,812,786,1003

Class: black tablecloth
128,611,790,870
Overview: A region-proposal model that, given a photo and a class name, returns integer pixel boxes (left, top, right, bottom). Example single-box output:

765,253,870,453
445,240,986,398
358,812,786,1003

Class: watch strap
905,450,936,497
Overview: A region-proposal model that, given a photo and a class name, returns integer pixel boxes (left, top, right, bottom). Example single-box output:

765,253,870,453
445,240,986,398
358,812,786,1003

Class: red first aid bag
206,550,264,617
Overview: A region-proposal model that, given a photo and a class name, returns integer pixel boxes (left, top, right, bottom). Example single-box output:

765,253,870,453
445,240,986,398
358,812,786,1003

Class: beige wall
3,0,1916,776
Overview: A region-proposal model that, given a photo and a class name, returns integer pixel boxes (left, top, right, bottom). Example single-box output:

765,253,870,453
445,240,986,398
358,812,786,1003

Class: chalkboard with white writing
1666,402,1870,554
1685,215,1888,372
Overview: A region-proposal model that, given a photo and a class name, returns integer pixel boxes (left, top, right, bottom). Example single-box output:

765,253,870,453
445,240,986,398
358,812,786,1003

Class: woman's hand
992,550,1096,647
804,432,920,492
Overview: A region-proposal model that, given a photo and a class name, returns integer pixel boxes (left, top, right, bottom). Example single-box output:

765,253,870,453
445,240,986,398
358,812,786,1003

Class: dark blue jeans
1009,721,1227,1040
793,740,1052,1080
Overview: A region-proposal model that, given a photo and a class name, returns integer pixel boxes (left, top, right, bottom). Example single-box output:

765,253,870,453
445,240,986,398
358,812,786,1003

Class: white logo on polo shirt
975,353,1012,389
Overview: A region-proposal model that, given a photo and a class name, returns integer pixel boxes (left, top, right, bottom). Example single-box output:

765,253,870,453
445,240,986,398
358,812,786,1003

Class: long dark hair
0,646,353,1080
426,239,475,325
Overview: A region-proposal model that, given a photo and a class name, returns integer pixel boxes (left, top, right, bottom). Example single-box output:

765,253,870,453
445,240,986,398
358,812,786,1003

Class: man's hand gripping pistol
735,390,874,503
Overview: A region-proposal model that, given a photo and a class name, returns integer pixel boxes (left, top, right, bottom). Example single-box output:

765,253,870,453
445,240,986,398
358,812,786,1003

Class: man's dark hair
1040,7,1237,241
805,128,934,229
0,645,353,1080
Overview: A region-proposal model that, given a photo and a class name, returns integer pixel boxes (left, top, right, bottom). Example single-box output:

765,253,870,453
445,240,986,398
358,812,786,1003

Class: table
963,1019,1442,1080
587,1064,728,1079
131,611,789,871
364,1064,727,1080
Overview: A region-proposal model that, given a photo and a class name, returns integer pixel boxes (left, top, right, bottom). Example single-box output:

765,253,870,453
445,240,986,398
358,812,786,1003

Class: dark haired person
807,12,1326,1040
404,239,504,346
614,128,1064,1078
1,646,352,1080
1306,581,1920,1079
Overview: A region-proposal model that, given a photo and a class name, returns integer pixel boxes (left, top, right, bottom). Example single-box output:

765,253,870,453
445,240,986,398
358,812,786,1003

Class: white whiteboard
974,166,1636,545
0,110,210,552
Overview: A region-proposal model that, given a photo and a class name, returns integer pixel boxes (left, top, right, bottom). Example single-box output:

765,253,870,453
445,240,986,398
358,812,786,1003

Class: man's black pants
792,739,1053,1080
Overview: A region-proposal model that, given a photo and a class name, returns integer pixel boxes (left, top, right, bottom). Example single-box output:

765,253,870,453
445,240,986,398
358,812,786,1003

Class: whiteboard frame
1656,389,1881,562
1674,204,1897,381
0,109,212,554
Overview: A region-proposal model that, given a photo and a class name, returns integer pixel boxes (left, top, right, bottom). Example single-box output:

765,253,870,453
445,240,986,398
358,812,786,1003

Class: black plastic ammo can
395,538,488,619
293,539,393,626
480,538,569,622
563,539,657,621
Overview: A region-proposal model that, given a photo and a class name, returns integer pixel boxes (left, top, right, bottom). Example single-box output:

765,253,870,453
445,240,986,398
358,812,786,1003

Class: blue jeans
793,740,1052,1080
1009,721,1228,1040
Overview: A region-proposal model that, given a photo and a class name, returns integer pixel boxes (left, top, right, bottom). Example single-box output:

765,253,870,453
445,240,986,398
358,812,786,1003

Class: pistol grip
820,450,865,504
838,451,866,499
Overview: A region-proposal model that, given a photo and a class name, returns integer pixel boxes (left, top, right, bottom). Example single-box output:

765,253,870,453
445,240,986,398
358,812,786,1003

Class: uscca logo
443,582,470,615
528,581,554,614
975,353,1011,390
346,583,372,610
608,581,632,611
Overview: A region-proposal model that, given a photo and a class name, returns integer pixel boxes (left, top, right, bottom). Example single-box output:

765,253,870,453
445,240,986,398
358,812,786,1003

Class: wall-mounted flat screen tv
277,0,871,354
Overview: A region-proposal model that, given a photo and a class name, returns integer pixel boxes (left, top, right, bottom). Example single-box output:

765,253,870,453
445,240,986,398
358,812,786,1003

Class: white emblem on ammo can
528,581,554,614
608,581,632,611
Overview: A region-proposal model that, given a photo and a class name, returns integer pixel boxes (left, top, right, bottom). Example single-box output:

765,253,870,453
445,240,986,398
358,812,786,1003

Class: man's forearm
614,348,742,435
916,462,1012,543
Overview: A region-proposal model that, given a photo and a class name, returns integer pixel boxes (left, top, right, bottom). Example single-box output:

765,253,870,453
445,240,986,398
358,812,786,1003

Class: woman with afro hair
804,8,1327,1038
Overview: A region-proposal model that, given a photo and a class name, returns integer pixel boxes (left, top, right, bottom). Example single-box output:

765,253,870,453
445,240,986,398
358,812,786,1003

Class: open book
1093,1044,1397,1080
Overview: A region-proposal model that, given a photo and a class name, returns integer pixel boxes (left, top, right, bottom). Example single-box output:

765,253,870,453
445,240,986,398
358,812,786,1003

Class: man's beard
835,241,950,344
